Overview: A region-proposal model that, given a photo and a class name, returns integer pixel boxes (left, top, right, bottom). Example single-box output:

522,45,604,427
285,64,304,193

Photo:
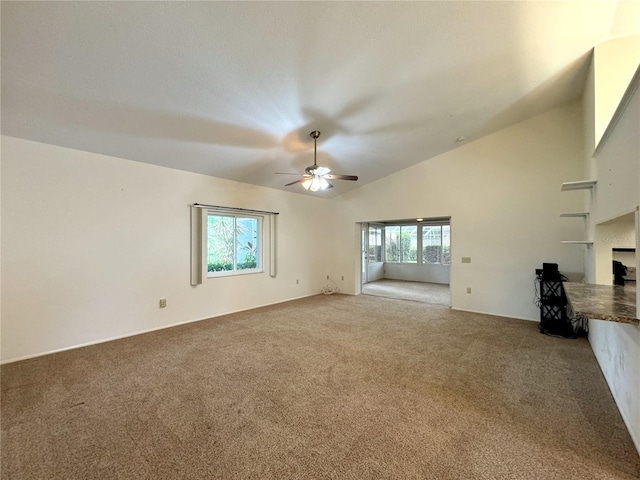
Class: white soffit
1,1,636,196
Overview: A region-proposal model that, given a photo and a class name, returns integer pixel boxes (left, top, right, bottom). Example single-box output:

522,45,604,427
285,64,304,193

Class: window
379,222,450,265
385,226,400,262
442,225,450,264
368,225,383,263
385,225,418,263
422,224,450,265
207,213,261,276
422,226,442,263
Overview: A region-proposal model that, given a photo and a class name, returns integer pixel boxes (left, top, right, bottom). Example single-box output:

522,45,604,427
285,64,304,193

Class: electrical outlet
462,257,471,263
466,288,471,294
159,298,167,308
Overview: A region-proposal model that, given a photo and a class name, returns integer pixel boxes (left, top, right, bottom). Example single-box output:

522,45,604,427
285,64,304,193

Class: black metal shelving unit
536,264,575,338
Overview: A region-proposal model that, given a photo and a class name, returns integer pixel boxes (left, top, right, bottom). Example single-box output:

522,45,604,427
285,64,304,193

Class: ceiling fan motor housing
305,165,330,175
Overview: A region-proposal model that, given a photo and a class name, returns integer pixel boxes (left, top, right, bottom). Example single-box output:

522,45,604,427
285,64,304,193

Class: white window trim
382,222,450,266
368,224,384,264
190,204,278,285
383,225,419,264
206,211,264,279
421,223,451,265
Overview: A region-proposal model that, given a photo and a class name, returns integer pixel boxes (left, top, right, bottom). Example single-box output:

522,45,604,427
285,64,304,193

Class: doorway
594,211,637,293
360,219,451,305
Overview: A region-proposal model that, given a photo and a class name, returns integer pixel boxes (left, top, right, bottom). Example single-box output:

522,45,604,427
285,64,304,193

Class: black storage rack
536,264,576,338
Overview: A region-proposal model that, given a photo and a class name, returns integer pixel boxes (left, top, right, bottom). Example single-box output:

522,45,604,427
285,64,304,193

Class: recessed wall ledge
564,282,638,325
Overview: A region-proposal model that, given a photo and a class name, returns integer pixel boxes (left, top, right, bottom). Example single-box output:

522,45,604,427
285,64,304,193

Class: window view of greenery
422,225,450,264
379,223,450,265
368,226,383,262
207,214,260,274
385,225,418,263
441,225,451,264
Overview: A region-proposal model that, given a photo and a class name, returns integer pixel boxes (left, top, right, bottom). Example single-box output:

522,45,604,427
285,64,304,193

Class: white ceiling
2,1,639,197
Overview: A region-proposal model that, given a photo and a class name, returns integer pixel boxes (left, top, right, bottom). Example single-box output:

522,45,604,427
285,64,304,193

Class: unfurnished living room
2,2,640,479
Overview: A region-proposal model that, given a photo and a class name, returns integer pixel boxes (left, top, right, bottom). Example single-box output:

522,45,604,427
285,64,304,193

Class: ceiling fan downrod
310,130,320,167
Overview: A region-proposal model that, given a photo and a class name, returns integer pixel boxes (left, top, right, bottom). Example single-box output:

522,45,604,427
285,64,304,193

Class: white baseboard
451,307,536,323
0,293,319,365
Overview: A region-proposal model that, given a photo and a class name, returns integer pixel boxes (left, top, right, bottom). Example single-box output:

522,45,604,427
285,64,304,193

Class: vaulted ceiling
2,1,639,196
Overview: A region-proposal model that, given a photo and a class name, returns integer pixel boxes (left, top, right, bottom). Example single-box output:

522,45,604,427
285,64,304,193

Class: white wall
0,138,2,362
593,35,640,146
331,102,586,321
583,42,640,452
1,136,334,363
383,263,450,284
582,51,598,284
366,262,384,282
588,320,640,451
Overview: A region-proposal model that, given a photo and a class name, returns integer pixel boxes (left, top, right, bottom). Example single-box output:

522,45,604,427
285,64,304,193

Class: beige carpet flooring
2,294,639,479
362,279,450,305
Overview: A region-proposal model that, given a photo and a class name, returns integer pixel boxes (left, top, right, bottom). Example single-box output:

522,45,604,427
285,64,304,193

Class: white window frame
381,222,450,266
420,223,451,265
206,211,264,278
368,224,384,263
384,224,419,264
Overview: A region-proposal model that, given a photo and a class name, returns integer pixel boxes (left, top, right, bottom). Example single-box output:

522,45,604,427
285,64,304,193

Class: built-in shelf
560,212,589,218
560,180,597,191
561,241,594,245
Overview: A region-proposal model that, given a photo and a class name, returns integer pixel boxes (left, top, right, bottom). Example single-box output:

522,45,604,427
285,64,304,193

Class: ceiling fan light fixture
305,176,330,192
317,177,330,191
279,130,357,191
301,177,313,190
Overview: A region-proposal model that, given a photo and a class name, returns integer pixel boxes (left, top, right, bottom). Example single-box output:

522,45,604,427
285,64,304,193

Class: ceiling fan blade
275,172,303,175
325,174,358,181
284,178,304,186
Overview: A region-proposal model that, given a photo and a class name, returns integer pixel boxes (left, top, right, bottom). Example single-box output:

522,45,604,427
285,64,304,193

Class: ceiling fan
277,131,358,191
